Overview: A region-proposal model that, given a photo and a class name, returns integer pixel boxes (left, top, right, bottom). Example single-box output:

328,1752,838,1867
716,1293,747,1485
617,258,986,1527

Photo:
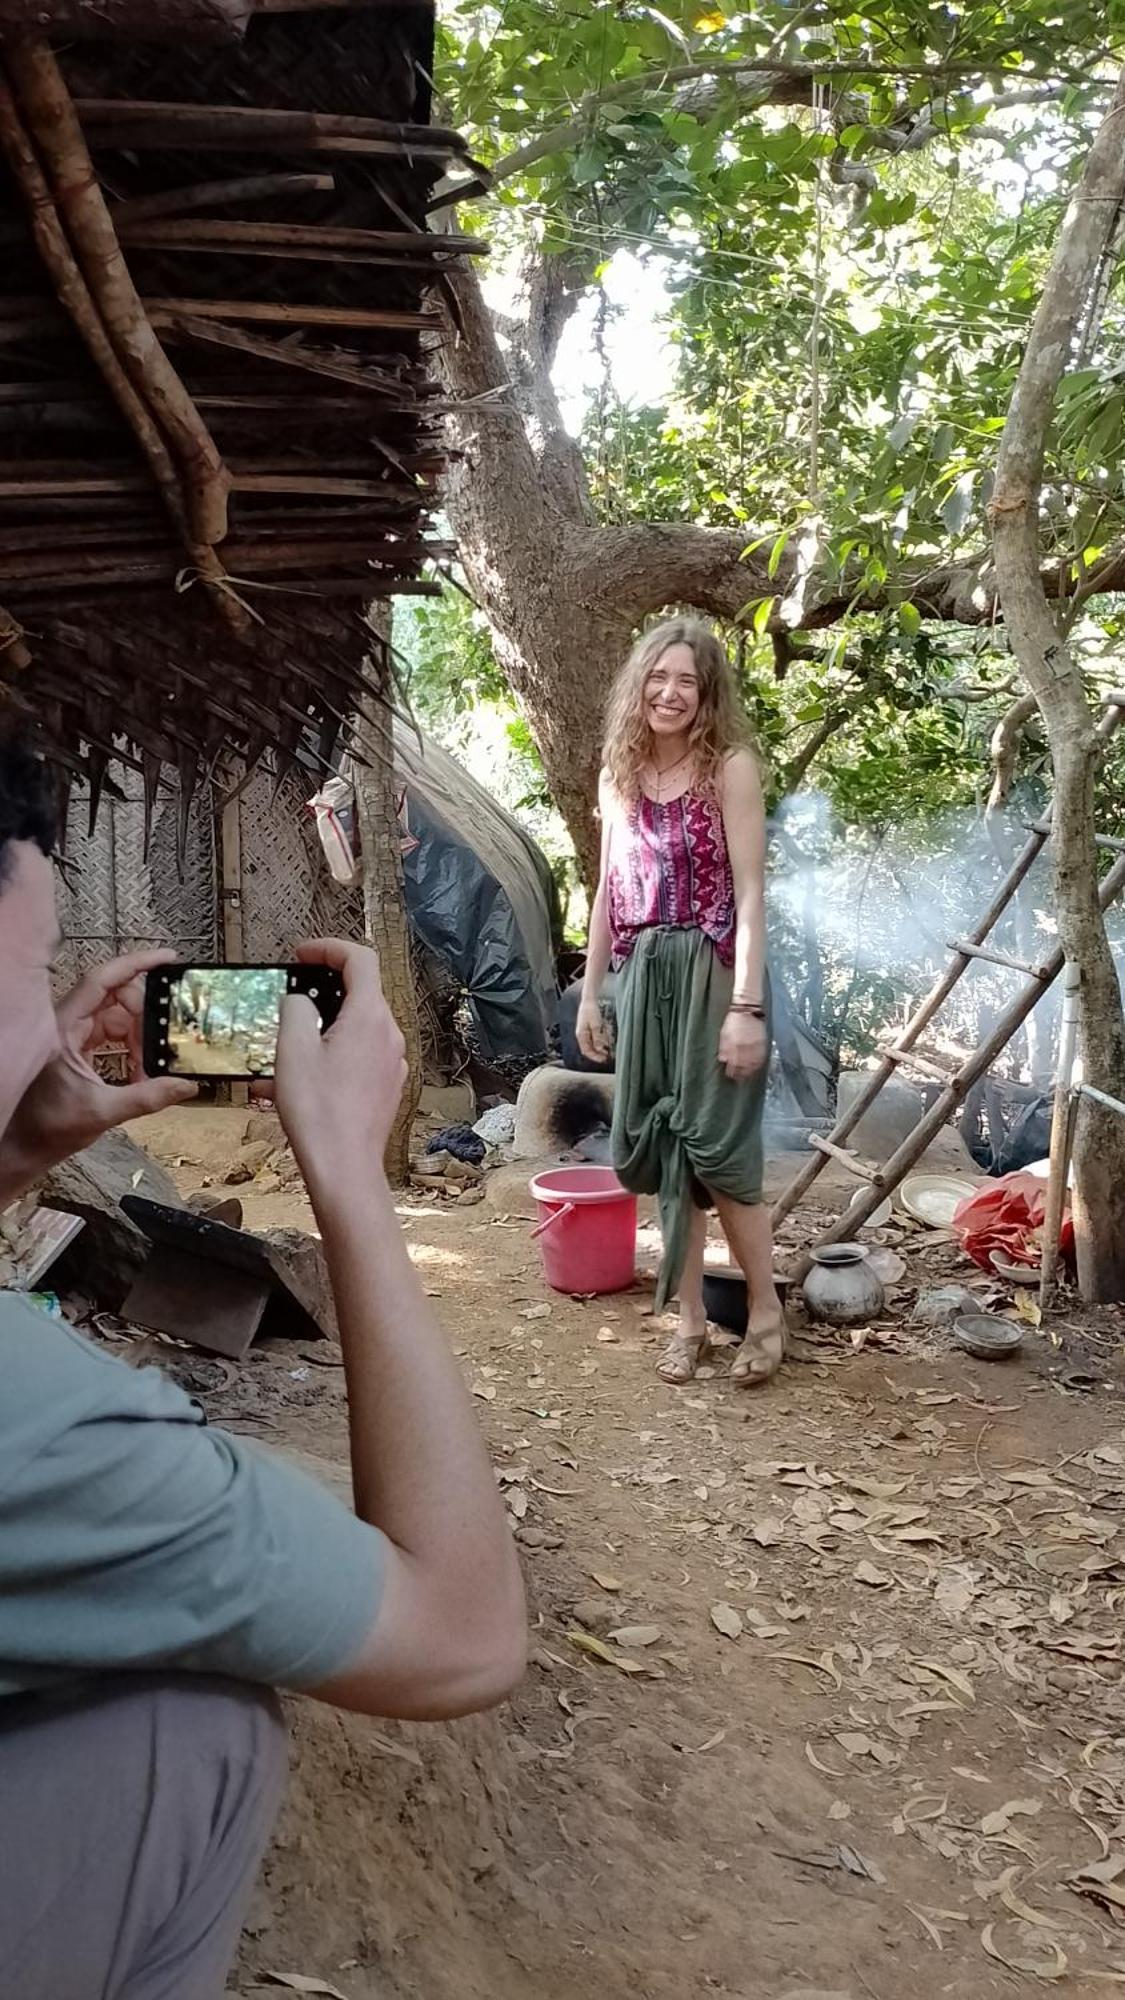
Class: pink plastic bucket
529,1165,638,1295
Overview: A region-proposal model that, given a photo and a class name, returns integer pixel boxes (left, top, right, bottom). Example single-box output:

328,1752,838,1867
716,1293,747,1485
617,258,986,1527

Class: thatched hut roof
0,2,476,826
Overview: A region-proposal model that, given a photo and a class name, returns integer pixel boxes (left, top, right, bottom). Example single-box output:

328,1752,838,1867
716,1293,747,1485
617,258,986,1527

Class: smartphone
143,962,345,1082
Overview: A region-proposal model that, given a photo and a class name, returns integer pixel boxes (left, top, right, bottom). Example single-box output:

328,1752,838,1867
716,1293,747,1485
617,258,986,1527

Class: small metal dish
953,1312,1024,1360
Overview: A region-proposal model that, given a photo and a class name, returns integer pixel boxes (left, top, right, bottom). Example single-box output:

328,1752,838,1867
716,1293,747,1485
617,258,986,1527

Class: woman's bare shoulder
719,745,762,796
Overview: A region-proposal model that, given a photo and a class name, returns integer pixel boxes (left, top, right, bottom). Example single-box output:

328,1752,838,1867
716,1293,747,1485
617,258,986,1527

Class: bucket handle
531,1201,576,1241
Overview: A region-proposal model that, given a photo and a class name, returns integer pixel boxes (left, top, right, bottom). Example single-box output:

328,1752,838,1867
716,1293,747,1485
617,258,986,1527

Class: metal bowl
953,1312,1024,1361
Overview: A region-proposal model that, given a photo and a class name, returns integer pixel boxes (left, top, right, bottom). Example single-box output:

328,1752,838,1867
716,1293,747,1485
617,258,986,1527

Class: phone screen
165,966,288,1079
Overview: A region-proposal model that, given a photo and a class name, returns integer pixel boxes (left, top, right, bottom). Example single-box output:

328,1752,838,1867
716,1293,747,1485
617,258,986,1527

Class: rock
445,1156,483,1186
243,1112,285,1152
39,1129,184,1307
571,1595,618,1634
256,1173,282,1195
512,1066,616,1160
187,1191,244,1229
414,1150,452,1179
239,1140,275,1173
254,1226,337,1341
912,1286,980,1326
473,1103,517,1149
837,1072,978,1173
516,1525,561,1551
223,1161,253,1186
420,1081,476,1125
457,1187,486,1207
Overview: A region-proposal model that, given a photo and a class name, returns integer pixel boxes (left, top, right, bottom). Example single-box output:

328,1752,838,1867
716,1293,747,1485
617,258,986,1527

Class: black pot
701,1266,789,1336
702,1267,748,1336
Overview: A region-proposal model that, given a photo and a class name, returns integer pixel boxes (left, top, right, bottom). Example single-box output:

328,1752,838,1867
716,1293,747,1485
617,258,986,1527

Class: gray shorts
0,1674,287,2000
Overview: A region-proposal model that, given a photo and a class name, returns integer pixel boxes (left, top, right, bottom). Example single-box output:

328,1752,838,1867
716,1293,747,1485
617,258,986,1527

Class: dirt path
127,1106,1125,2000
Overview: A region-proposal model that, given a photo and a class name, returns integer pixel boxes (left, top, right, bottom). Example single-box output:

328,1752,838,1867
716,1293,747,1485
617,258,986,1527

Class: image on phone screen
166,966,287,1078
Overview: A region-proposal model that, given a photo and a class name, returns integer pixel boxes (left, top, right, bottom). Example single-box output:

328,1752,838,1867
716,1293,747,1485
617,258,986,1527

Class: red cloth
952,1170,1072,1271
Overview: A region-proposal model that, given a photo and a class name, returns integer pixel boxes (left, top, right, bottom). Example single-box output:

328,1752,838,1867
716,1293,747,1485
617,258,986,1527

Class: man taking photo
0,734,527,1999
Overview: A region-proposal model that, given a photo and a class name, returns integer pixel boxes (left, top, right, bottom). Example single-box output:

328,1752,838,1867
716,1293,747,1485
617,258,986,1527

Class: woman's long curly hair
603,617,752,804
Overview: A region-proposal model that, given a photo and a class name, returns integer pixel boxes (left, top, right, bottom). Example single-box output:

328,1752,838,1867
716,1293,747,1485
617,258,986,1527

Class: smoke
766,790,1121,1085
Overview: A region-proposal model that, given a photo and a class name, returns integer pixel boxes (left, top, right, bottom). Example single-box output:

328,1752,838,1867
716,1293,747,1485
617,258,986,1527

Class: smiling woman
576,618,786,1390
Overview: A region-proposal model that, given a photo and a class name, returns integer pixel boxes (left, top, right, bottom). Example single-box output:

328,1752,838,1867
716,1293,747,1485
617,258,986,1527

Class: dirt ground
117,1103,1125,1999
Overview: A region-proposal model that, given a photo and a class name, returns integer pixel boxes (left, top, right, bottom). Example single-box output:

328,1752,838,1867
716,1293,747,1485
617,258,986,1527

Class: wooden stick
5,42,232,552
111,172,335,224
118,219,486,254
143,298,439,331
1040,962,1081,1309
948,936,1048,978
75,98,465,154
154,311,418,395
787,849,1125,1277
0,603,30,672
878,1044,957,1084
808,1135,883,1184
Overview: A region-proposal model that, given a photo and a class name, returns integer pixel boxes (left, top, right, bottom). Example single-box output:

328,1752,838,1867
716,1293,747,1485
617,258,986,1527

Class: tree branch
572,515,1125,636
439,62,1096,199
990,59,1125,1301
986,690,1040,811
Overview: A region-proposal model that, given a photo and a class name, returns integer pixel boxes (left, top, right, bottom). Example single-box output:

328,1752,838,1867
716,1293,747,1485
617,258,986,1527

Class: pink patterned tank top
606,790,736,968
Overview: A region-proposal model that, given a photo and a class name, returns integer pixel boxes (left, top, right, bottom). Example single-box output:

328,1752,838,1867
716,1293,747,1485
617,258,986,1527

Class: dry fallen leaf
744,1606,786,1639
854,1561,893,1589
914,1658,975,1704
522,1303,552,1320
609,1625,662,1648
710,1602,743,1640
263,1977,350,1999
907,1906,945,1950
981,1921,1067,1980
775,1650,843,1691
981,1798,1042,1838
1070,1854,1125,1911
592,1572,623,1593
751,1517,785,1547
567,1630,647,1674
1010,1290,1042,1327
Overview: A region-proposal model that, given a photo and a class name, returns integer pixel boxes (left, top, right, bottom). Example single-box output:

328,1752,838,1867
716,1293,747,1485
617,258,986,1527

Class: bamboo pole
0,76,206,567
5,40,232,551
1040,961,1081,1308
785,848,1125,1280
112,172,336,224
142,298,438,331
118,219,486,254
74,97,465,155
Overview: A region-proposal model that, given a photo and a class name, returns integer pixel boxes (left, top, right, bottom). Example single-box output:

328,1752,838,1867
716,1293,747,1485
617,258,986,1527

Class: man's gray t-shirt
0,1292,385,1697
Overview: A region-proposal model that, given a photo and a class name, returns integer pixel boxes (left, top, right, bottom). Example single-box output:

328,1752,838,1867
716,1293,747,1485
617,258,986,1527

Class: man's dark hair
0,733,57,886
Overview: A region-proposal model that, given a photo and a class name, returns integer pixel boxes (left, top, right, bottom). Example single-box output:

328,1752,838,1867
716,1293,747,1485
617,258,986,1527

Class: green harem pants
611,926,770,1312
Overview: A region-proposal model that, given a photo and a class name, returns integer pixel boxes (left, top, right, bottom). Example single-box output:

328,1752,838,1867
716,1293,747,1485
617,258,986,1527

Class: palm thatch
0,1,475,829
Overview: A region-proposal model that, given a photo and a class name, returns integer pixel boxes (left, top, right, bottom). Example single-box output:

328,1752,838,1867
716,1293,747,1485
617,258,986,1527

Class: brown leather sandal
729,1315,786,1388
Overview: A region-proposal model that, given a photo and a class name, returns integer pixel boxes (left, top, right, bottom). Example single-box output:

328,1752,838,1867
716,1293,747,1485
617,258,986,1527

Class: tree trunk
992,62,1125,1300
351,623,422,1185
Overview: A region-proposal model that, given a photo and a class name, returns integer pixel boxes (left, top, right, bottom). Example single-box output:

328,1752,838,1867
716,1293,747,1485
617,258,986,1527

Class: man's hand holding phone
273,938,407,1196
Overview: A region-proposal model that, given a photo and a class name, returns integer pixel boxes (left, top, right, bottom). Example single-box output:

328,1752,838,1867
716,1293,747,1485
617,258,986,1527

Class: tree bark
439,240,1125,884
351,622,422,1185
991,62,1125,1300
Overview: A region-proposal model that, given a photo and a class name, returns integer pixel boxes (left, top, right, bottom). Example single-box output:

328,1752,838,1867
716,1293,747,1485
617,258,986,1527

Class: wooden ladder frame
773,694,1125,1276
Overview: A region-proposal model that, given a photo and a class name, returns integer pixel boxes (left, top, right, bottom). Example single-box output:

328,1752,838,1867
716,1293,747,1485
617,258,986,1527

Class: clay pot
801,1243,885,1326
